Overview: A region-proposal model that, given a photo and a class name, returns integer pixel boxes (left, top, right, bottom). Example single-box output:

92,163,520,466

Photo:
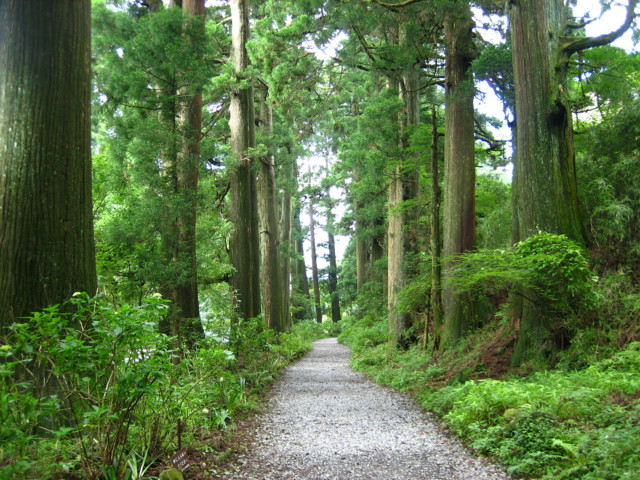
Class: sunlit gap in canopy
298,145,349,271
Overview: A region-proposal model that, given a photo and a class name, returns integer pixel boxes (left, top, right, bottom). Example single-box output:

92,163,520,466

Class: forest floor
191,338,511,480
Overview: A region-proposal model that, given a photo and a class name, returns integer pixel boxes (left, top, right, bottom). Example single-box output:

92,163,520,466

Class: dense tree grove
1,0,640,478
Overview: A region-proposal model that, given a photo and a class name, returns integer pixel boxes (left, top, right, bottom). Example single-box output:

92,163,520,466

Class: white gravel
223,338,510,480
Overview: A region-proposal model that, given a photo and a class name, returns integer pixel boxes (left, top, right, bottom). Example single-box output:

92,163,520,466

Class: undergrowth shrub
1,293,174,478
418,342,640,478
339,313,387,353
448,232,596,318
0,294,324,479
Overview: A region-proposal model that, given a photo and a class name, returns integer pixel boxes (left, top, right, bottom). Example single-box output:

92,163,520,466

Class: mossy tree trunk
508,0,636,366
441,2,477,349
229,0,261,323
0,0,96,329
258,87,286,332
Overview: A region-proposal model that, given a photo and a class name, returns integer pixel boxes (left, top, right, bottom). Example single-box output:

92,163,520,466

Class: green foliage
473,42,515,111
1,293,173,478
419,342,640,478
342,321,640,479
475,173,511,249
0,294,326,479
92,3,232,307
448,232,596,318
576,97,640,270
339,309,388,354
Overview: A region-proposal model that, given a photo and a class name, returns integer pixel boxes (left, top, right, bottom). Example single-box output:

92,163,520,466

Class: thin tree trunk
372,216,386,297
430,107,443,351
292,194,312,321
258,86,285,332
400,67,421,262
355,196,368,295
325,195,341,323
0,0,96,329
229,0,261,324
441,3,477,349
308,194,323,323
352,99,368,296
279,145,294,331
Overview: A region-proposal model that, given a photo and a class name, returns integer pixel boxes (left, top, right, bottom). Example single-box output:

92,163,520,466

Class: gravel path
223,338,510,480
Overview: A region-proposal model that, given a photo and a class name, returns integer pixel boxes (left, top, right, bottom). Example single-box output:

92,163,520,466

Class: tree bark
430,107,443,351
387,143,406,347
0,0,96,329
441,2,477,349
229,0,261,323
308,194,323,323
325,194,341,323
279,145,294,331
509,0,582,244
173,0,206,345
258,87,286,332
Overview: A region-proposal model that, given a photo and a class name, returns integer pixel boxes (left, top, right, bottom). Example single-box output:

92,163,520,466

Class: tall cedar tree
326,194,342,323
172,0,206,345
258,86,286,332
0,0,97,329
508,0,637,365
229,0,261,323
441,1,477,349
278,145,294,330
308,190,323,323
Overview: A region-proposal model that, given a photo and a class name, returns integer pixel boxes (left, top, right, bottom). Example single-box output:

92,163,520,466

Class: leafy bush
1,293,174,478
339,313,388,353
448,232,597,320
1,294,324,479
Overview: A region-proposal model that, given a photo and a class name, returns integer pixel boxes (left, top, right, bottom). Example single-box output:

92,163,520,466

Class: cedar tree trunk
0,0,96,329
508,0,636,365
258,87,285,332
229,0,261,323
308,194,323,323
174,0,205,345
441,3,477,349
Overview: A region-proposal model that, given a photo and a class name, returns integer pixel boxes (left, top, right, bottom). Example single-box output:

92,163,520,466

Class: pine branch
564,0,637,55
370,0,424,9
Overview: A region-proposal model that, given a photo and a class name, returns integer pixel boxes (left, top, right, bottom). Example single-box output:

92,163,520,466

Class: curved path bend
223,338,510,480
